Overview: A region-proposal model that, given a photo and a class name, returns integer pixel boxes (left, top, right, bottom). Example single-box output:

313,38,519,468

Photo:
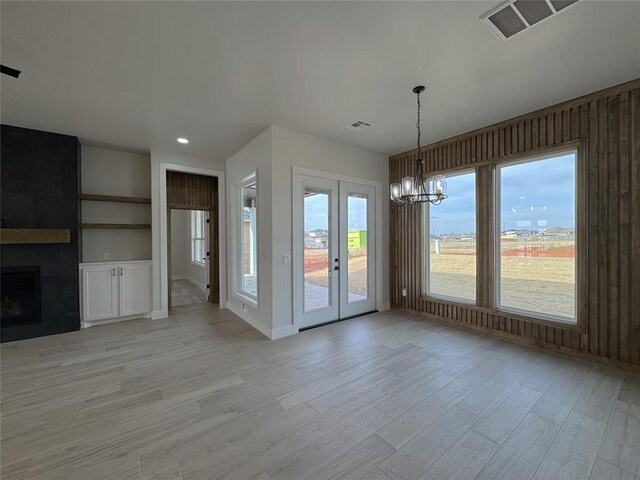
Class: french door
296,175,376,329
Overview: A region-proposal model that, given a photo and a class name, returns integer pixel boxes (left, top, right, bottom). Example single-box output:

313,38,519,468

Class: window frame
494,148,579,325
233,171,258,305
417,140,585,332
190,210,207,268
422,168,478,305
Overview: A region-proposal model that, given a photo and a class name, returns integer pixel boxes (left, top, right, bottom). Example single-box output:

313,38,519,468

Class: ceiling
1,1,639,161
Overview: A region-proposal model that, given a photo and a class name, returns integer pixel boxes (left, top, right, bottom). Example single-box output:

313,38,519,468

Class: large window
425,171,476,302
191,210,207,266
497,151,576,321
237,174,257,300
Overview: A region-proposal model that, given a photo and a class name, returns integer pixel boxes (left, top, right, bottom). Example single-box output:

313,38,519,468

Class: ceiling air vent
346,121,372,132
481,0,580,42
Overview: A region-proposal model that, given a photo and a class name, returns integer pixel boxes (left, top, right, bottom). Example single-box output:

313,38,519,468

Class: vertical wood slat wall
389,79,640,367
166,171,219,304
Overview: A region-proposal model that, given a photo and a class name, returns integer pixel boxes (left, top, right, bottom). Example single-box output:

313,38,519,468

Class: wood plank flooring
2,305,639,480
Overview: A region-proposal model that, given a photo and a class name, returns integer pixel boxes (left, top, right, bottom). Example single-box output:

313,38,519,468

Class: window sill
420,294,581,332
233,291,258,308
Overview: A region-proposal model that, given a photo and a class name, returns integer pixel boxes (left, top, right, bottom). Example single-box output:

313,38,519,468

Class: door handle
334,266,340,270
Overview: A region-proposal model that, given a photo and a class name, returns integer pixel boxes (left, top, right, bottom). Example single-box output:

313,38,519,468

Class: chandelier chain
416,90,421,157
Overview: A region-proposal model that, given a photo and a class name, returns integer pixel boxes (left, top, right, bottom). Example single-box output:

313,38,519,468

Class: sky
302,152,576,236
430,152,576,234
304,192,367,233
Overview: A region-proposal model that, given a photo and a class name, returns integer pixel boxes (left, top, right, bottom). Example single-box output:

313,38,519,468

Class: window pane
347,192,368,302
498,153,576,320
427,171,476,302
241,182,257,297
303,187,330,311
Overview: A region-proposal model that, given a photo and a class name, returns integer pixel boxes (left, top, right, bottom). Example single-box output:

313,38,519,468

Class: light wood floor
2,305,639,480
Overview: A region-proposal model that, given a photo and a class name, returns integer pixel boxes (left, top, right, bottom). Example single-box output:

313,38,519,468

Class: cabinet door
119,263,151,317
82,266,119,321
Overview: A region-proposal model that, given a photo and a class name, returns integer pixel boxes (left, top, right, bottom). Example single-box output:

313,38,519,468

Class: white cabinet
80,261,151,326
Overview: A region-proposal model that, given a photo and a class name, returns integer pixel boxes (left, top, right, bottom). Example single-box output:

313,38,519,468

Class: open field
429,238,575,319
302,238,576,319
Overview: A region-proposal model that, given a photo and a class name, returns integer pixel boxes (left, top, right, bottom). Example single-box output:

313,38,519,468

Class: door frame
168,207,215,309
292,166,384,332
157,163,226,319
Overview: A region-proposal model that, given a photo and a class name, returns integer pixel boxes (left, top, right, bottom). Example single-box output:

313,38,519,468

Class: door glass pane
427,171,476,302
304,187,330,311
498,152,576,320
347,192,368,302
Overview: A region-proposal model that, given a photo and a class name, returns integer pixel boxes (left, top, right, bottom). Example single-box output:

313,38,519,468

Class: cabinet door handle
119,267,123,276
112,268,116,276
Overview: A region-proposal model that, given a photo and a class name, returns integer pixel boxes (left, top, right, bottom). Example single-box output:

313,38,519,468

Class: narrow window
237,175,257,300
497,151,576,321
425,170,476,303
191,211,206,266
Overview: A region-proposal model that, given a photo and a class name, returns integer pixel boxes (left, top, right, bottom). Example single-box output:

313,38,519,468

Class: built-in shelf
80,223,151,230
0,228,71,244
80,193,151,204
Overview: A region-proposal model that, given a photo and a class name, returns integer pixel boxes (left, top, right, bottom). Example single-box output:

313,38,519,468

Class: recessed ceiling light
177,137,189,144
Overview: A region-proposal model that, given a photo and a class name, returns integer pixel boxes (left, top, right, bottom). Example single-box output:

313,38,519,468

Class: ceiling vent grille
346,120,372,132
481,0,579,42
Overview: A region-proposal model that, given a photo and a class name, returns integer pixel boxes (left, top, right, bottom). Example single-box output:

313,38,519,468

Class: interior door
297,177,340,329
339,182,376,318
296,175,376,330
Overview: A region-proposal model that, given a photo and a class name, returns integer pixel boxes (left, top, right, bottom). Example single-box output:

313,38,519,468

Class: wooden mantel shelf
0,228,71,245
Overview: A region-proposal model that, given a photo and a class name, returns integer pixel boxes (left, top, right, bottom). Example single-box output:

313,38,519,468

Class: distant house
542,226,574,238
305,230,328,248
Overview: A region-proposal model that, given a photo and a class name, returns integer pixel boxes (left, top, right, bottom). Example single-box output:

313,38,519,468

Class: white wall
81,146,151,262
270,126,389,333
225,128,273,336
150,149,226,316
170,209,207,289
224,125,388,339
170,209,189,277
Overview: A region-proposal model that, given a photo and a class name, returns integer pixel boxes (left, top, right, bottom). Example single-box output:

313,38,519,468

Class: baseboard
379,302,391,312
82,312,151,329
271,324,296,340
151,309,167,320
227,302,271,339
171,275,206,292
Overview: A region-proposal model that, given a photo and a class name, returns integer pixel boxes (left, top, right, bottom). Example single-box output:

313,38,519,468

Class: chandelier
390,86,447,206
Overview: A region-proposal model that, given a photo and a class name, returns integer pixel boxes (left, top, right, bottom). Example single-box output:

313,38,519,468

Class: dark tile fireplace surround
1,124,81,342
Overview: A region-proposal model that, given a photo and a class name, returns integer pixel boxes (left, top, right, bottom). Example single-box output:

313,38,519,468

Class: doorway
296,175,376,329
169,209,210,307
166,171,219,310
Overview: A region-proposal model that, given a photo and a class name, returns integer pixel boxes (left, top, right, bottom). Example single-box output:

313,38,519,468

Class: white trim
158,163,226,319
82,312,151,329
292,166,384,332
494,148,578,324
422,169,478,304
379,302,391,312
271,324,296,340
230,171,259,306
227,302,270,338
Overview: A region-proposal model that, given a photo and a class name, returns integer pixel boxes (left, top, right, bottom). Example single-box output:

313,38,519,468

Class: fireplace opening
1,266,41,328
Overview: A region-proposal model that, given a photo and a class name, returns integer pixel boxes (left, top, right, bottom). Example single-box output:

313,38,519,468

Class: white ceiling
1,1,639,161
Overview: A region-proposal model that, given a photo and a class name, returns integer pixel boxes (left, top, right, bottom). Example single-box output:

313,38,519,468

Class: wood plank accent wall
389,78,640,367
166,171,219,304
